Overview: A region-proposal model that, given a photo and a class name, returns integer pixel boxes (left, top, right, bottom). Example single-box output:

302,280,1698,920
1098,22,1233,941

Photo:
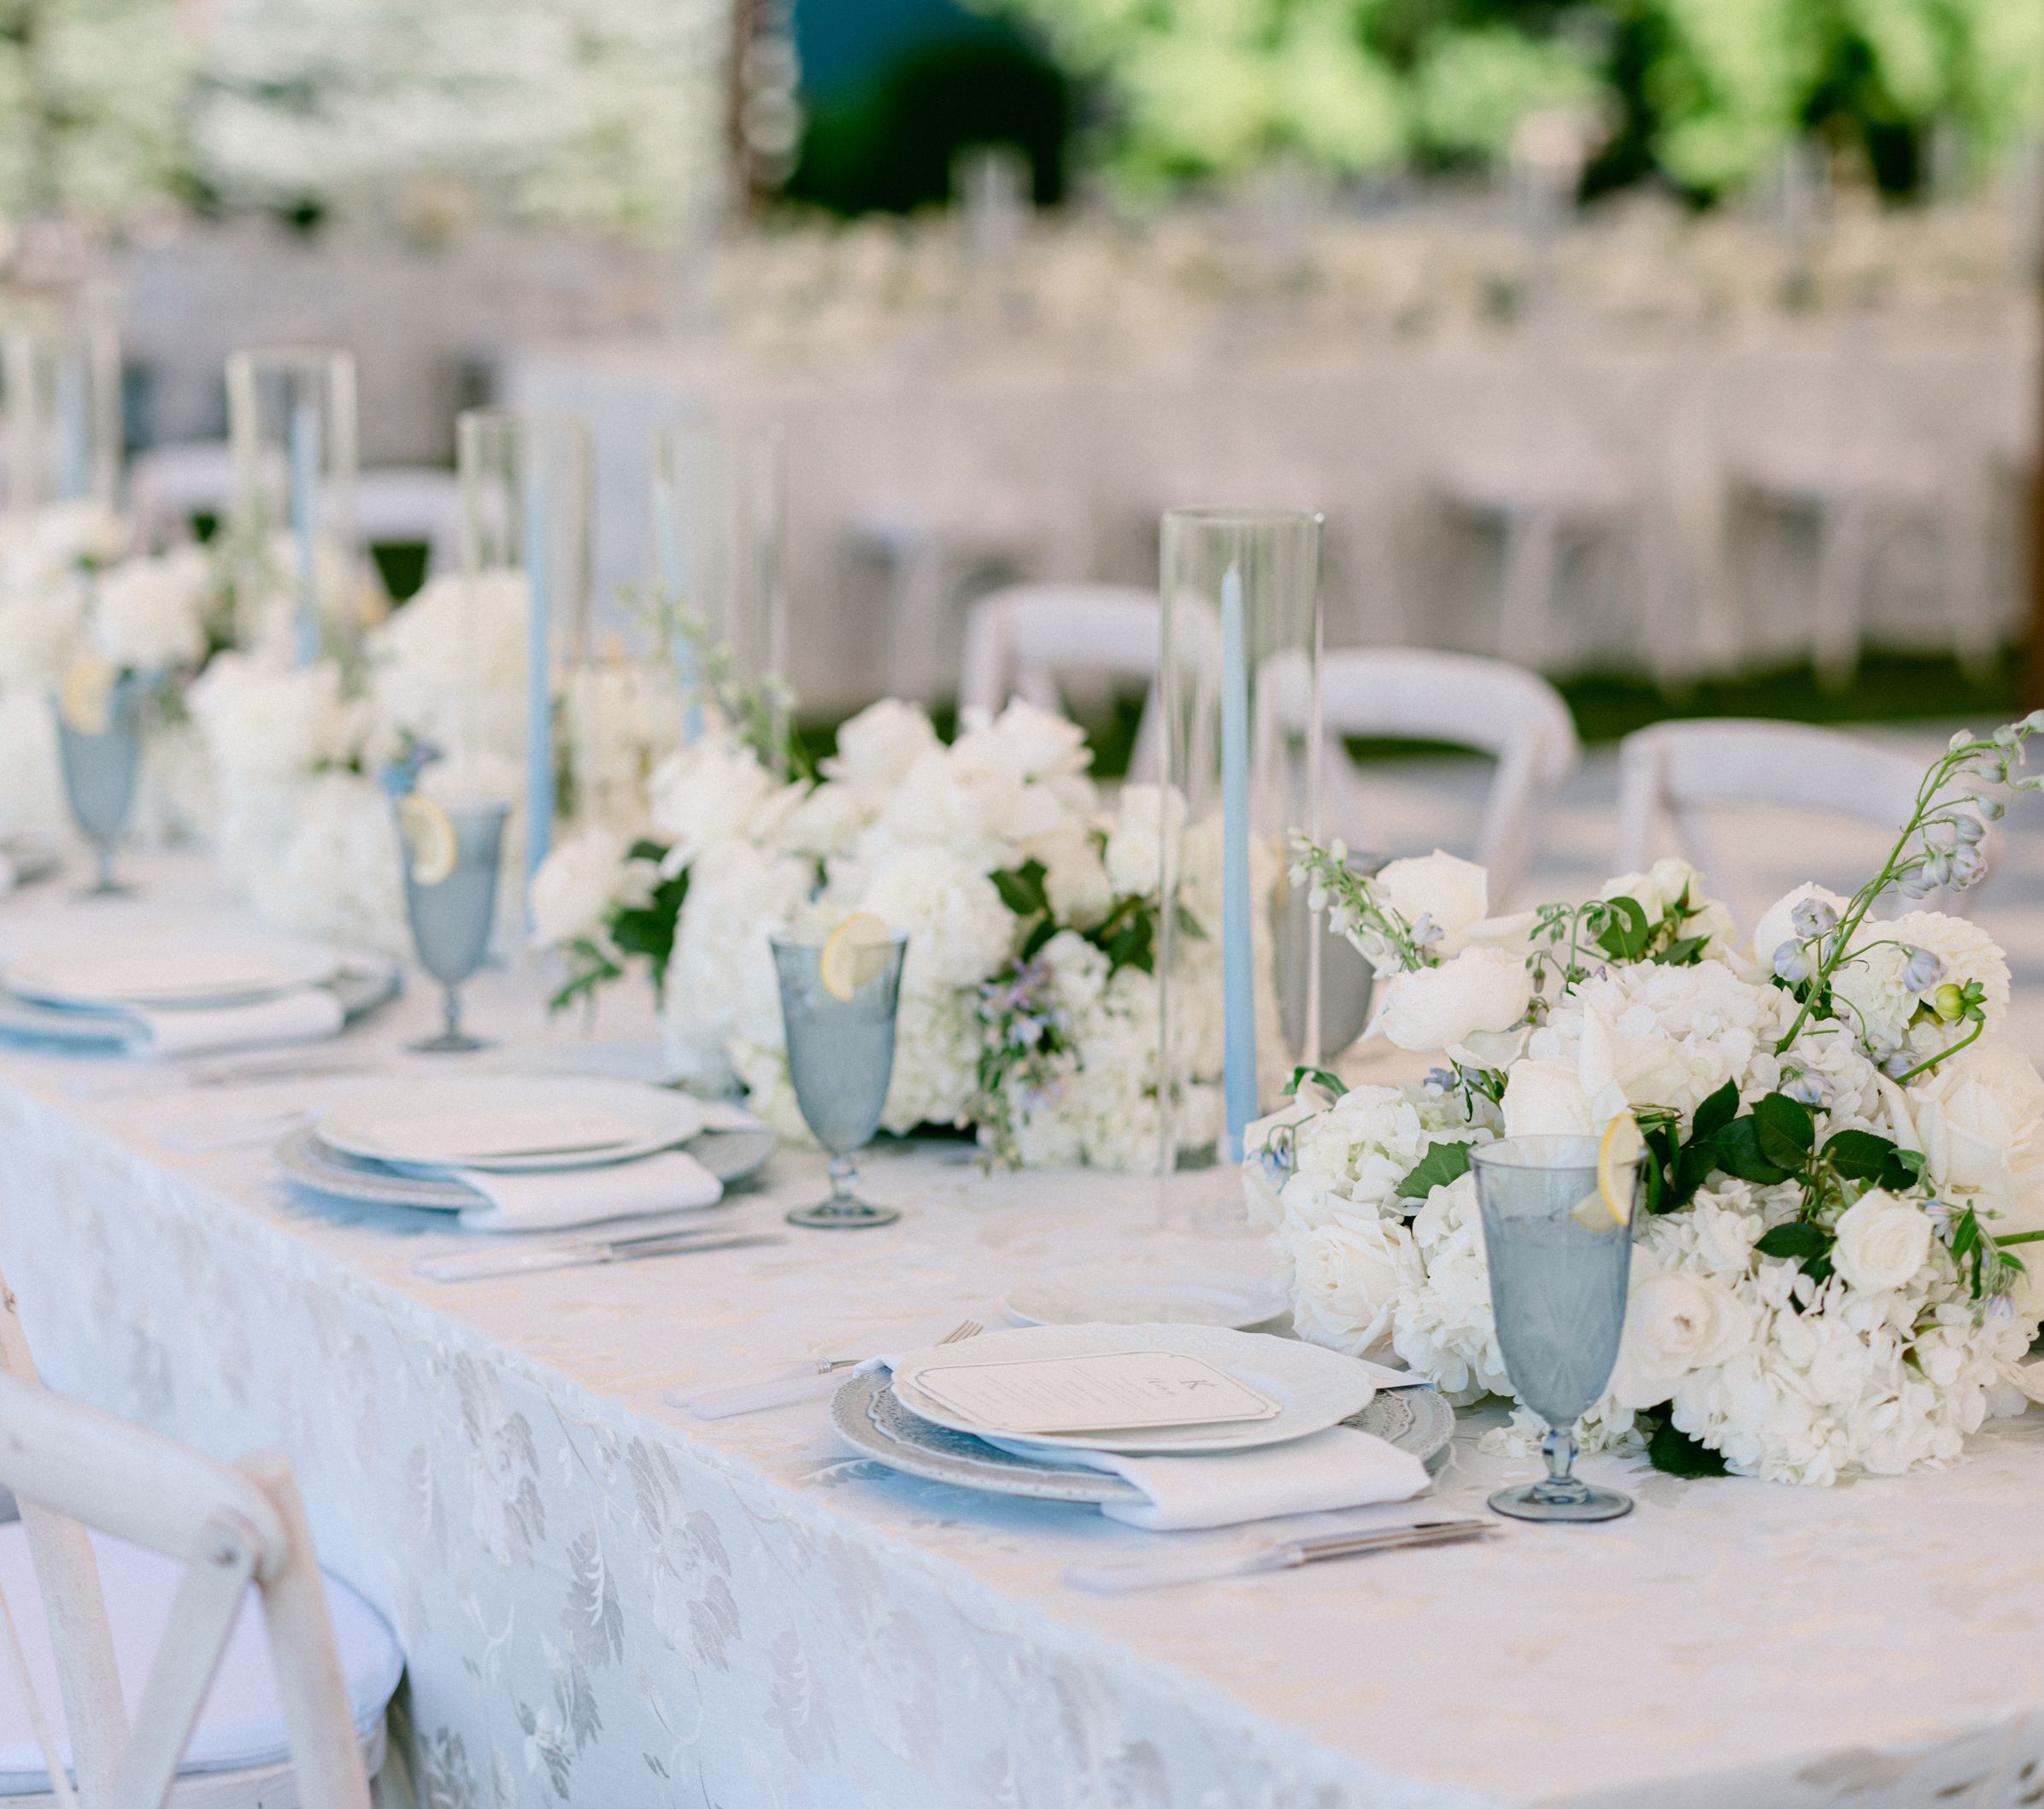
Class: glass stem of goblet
441,983,464,1044
826,1153,858,1212
1541,1425,1580,1494
95,841,116,893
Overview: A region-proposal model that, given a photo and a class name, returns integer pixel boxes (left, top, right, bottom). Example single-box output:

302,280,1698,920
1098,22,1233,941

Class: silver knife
1063,1518,1494,1594
415,1228,784,1283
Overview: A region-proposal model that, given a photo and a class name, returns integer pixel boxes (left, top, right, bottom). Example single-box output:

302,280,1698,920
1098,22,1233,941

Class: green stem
1994,1230,2044,1247
1886,1014,1986,1087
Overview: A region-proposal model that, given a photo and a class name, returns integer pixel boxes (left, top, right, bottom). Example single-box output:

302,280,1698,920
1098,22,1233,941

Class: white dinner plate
1001,1267,1287,1331
889,1324,1374,1456
315,1077,706,1173
5,939,341,1011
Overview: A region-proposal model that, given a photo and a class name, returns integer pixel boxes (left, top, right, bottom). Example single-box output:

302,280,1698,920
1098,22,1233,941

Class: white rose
1375,849,1488,937
857,846,1015,994
1025,821,1113,925
646,731,783,867
1830,1189,1934,1292
1373,948,1532,1055
1102,784,1186,897
1599,856,1706,926
91,549,211,671
1907,1043,2044,1224
1501,1060,1595,1138
978,696,1092,786
1751,883,1849,972
529,830,629,948
1612,1269,1753,1409
1287,1217,1422,1356
822,698,940,797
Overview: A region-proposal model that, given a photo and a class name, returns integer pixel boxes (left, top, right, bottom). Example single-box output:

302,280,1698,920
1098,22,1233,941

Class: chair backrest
1615,718,1989,929
126,443,235,550
1316,649,1581,907
0,1278,370,1809
959,583,1166,774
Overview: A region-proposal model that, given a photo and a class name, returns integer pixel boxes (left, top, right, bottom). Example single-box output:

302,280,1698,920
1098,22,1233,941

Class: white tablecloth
6,860,2044,1807
506,314,2039,711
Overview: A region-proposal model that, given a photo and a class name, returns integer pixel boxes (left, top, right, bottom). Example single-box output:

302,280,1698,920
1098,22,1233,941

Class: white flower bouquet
1249,719,2044,1484
0,501,230,842
533,683,1231,1171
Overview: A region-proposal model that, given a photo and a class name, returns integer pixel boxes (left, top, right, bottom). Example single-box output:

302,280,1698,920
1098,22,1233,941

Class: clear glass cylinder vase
455,408,593,896
1156,506,1324,1172
649,414,789,761
226,346,360,665
3,296,121,518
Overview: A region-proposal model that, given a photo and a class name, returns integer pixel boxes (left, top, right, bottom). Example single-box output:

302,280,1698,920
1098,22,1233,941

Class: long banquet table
7,860,2044,1808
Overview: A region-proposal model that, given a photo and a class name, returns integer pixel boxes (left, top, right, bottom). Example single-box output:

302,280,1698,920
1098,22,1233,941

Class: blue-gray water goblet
770,929,907,1229
1472,1135,1642,1524
53,673,145,896
396,797,508,1054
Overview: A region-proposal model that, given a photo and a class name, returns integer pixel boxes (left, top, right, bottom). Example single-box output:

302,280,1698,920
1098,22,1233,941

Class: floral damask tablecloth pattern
9,877,2044,1806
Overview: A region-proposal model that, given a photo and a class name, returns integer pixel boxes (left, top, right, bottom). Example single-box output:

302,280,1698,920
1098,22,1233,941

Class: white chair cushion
0,1526,402,1791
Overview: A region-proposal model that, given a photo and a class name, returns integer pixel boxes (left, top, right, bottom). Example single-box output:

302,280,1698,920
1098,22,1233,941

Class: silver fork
671,1318,983,1420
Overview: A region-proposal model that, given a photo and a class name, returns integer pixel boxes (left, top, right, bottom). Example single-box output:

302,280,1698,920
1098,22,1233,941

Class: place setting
271,1072,781,1274
0,929,401,1060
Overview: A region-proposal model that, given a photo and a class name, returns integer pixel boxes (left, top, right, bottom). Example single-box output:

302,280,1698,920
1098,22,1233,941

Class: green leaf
991,859,1050,919
1287,1065,1348,1099
1752,1092,1816,1172
1594,896,1652,960
1819,1130,1902,1183
1646,1413,1729,1477
1395,1140,1473,1201
1700,1116,1791,1186
1019,915,1057,962
1655,935,1710,966
1755,1221,1830,1260
1690,1078,1739,1144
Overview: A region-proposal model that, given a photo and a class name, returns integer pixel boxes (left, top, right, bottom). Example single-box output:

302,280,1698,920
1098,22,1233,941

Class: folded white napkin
453,1148,724,1233
125,988,346,1060
995,1426,1431,1531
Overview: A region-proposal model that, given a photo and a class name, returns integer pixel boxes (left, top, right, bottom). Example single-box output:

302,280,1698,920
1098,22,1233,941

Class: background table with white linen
506,313,2040,712
7,860,2044,1807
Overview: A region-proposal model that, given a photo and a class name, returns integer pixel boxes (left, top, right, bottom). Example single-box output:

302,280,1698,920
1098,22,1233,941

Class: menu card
906,1350,1280,1435
369,1104,643,1161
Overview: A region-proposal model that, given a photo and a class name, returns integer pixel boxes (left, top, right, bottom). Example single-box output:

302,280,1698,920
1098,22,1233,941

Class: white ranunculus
822,697,940,798
1907,1043,2044,1225
1025,820,1114,925
1612,1269,1753,1409
1830,1189,1934,1293
1375,849,1487,938
1287,1217,1423,1356
1751,883,1849,972
1373,948,1532,1054
1102,784,1187,897
977,696,1092,787
1883,910,2012,1033
1501,1060,1595,1138
529,830,629,948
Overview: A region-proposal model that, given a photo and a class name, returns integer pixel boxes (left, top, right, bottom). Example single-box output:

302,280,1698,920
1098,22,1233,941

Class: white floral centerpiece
532,649,1231,1169
1248,719,2044,1484
194,569,678,950
0,501,226,843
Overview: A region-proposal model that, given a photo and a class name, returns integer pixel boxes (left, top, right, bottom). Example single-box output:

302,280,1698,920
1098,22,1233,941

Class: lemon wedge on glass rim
1571,1113,1644,1231
819,912,894,1001
396,794,460,887
57,652,116,736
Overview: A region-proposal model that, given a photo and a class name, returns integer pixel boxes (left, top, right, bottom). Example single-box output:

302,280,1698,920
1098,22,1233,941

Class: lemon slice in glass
57,652,115,735
1571,1113,1644,1231
397,795,460,887
819,912,894,1001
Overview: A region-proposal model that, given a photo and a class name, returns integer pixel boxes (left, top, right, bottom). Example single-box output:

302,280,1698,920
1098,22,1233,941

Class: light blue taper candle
288,397,321,667
522,448,553,884
653,469,703,747
1219,558,1256,1162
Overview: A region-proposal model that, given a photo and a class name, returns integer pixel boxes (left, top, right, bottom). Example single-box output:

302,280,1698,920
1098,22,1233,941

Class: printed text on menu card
907,1352,1281,1434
